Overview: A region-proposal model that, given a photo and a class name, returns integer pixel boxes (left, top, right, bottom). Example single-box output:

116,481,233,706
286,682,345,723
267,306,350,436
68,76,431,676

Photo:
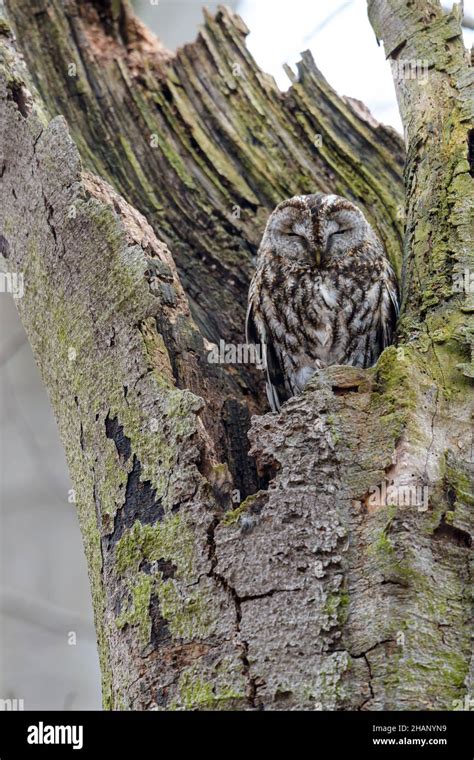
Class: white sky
237,0,474,134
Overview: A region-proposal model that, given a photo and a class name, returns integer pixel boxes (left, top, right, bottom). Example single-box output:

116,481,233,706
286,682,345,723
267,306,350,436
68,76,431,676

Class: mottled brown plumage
246,194,399,411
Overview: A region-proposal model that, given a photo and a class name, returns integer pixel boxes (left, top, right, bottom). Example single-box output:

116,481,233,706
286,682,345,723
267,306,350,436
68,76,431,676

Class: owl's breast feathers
247,246,398,412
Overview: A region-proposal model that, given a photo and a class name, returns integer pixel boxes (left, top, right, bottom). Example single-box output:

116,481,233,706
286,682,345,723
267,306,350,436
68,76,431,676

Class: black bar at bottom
0,710,471,757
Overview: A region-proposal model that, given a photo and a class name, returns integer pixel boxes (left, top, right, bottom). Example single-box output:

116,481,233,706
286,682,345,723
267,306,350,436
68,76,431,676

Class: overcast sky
237,0,474,134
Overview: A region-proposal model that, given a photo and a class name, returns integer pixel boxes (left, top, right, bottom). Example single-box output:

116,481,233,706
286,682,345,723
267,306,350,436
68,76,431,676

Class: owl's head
260,193,376,267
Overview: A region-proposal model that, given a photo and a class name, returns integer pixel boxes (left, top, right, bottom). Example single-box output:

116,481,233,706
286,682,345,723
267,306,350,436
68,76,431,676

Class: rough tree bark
0,0,472,710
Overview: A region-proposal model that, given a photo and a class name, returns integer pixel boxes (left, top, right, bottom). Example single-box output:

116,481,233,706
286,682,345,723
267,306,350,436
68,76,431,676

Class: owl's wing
246,292,285,413
379,263,400,349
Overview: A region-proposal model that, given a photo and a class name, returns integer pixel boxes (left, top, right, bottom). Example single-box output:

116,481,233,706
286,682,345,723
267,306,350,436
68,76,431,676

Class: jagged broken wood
0,0,472,709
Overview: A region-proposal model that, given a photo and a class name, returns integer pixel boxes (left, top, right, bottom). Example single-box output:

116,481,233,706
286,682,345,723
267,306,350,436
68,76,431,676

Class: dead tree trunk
0,0,472,710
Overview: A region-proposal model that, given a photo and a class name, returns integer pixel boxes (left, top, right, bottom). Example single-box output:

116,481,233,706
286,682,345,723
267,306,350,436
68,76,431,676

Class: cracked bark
0,0,472,710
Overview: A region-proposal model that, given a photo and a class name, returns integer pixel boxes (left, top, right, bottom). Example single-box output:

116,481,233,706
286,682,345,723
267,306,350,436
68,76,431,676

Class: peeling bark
0,0,472,710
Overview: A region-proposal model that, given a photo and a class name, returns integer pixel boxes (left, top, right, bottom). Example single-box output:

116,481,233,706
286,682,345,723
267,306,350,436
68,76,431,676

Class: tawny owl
246,194,399,412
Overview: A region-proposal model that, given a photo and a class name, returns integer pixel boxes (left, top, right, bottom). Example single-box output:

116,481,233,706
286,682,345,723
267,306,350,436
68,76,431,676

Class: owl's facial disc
267,205,314,263
321,203,368,256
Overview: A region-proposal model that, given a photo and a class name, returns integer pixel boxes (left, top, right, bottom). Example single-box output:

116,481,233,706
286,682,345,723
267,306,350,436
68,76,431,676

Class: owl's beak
314,248,322,267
